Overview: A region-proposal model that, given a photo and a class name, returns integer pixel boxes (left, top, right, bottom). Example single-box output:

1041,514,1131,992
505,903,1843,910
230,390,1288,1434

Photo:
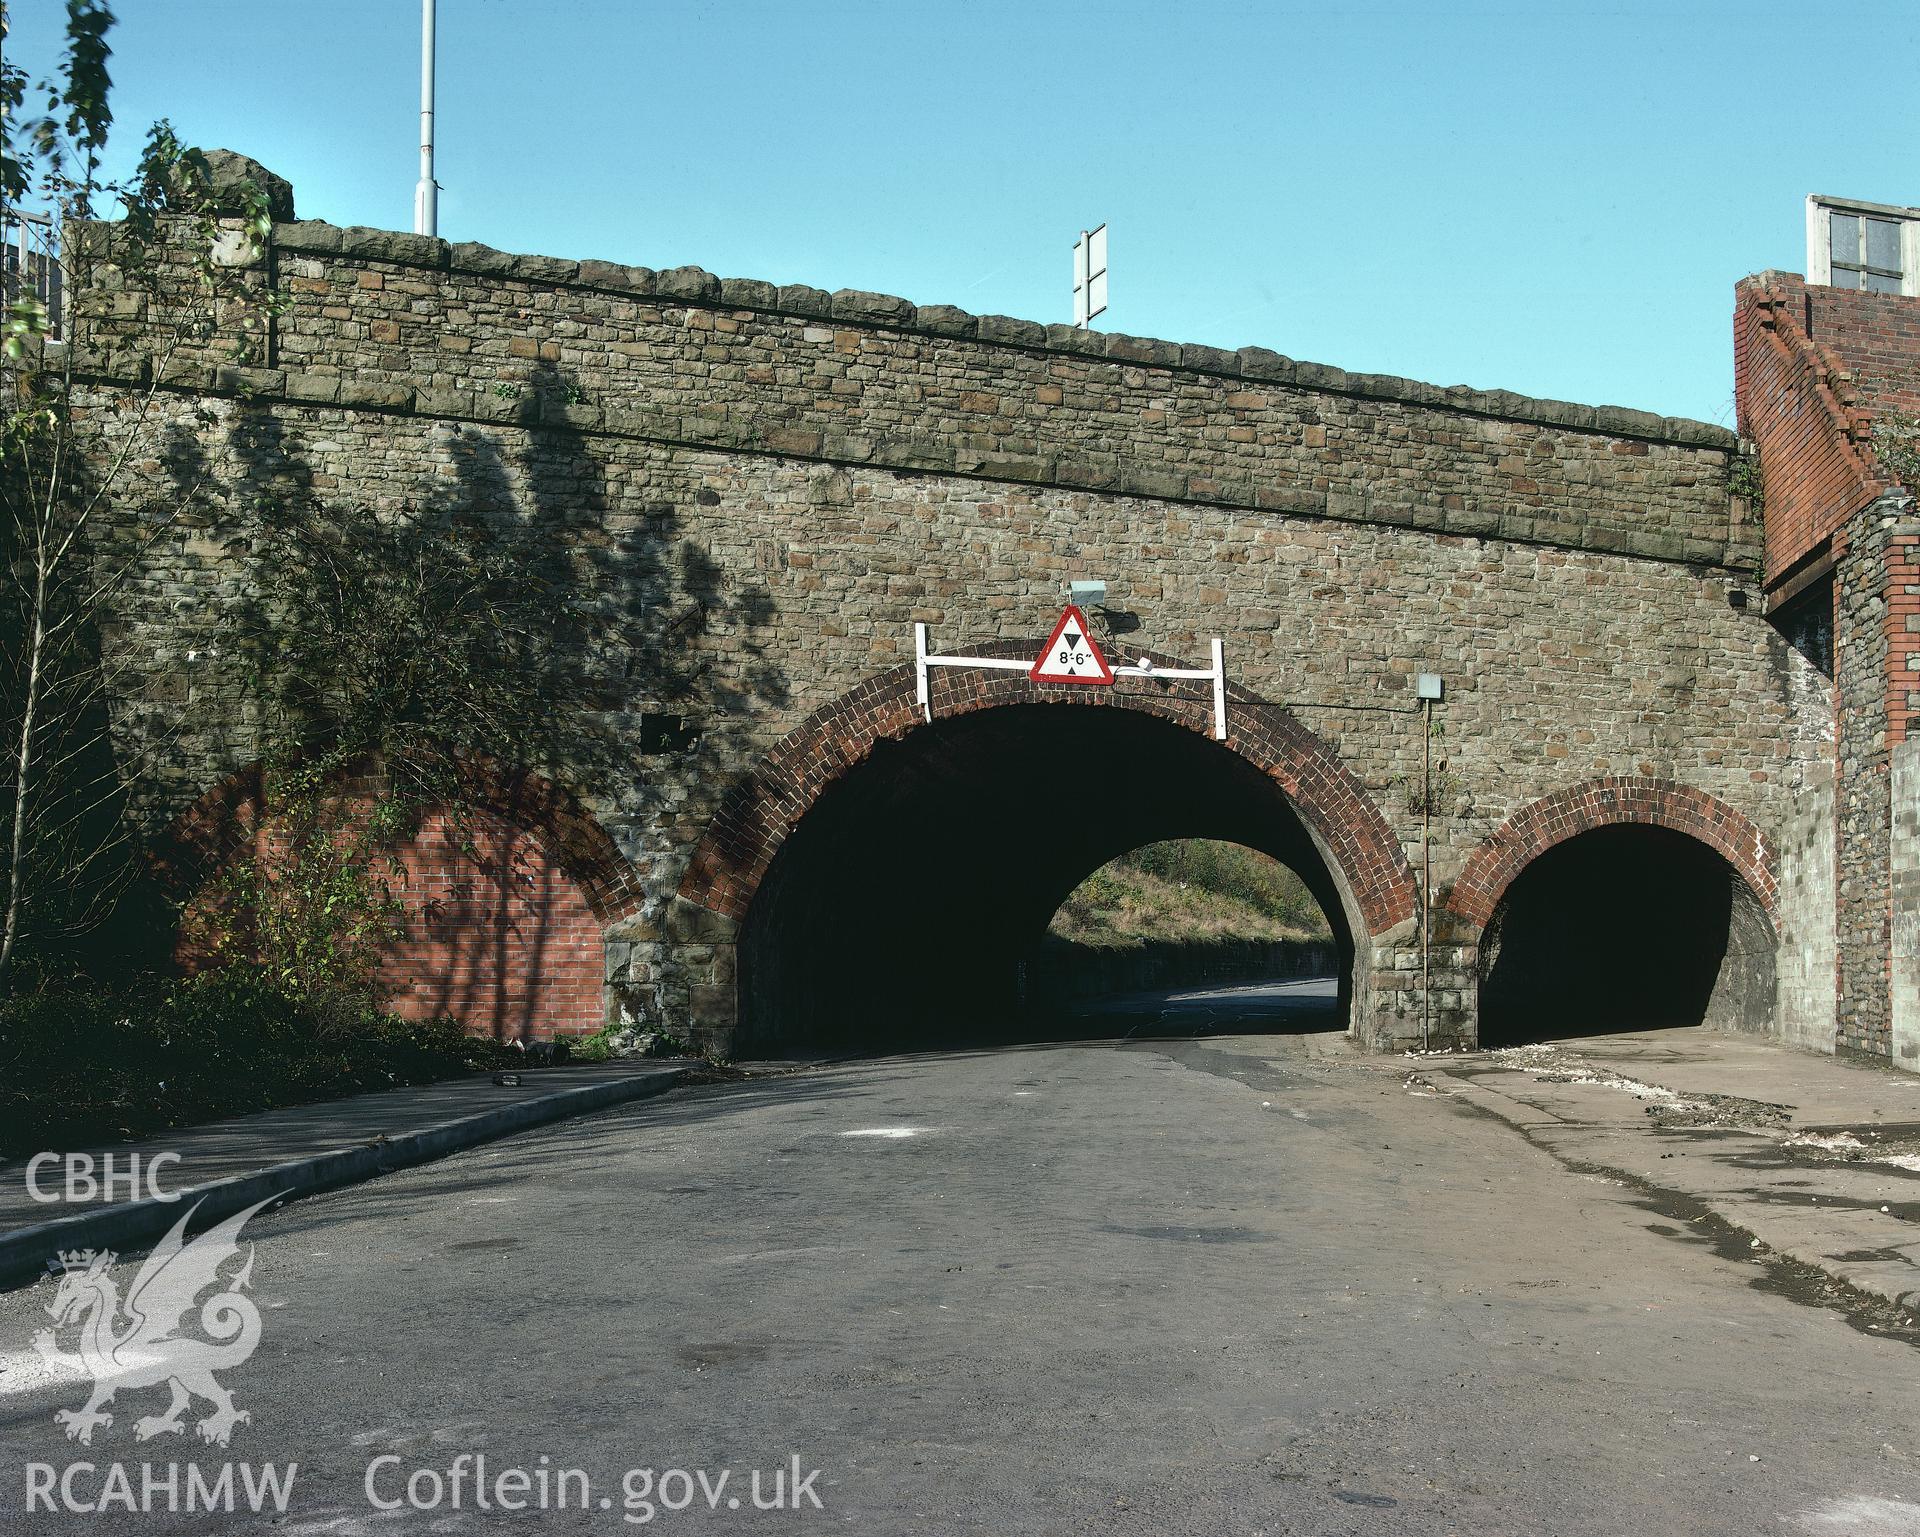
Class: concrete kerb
0,1063,693,1290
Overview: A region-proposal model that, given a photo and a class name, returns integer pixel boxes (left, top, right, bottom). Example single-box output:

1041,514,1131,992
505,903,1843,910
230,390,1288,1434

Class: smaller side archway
1445,778,1778,1046
154,759,639,1041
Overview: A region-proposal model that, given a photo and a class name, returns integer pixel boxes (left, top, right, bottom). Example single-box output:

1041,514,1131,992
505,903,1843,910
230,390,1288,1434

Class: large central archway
677,648,1419,1053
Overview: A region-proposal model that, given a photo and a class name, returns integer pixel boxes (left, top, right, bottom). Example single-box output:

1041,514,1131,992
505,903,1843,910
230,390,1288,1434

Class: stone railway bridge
84,180,1838,1058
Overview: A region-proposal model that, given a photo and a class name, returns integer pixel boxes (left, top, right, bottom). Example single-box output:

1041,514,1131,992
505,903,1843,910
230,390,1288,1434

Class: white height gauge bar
913,623,1228,740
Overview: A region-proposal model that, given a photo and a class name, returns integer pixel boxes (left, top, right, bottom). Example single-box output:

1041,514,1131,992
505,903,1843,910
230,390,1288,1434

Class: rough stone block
916,305,978,338
202,149,296,221
831,289,917,326
719,277,778,309
776,284,834,316
976,314,1048,348
656,265,722,301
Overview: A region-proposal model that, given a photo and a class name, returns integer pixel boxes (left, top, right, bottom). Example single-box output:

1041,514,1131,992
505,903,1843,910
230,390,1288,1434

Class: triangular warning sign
1029,604,1115,685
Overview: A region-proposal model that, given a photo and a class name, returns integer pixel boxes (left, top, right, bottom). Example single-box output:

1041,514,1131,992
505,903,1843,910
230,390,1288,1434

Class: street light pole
413,0,438,237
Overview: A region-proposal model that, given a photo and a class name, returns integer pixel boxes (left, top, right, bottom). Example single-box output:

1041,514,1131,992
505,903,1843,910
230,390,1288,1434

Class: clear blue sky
10,0,1920,424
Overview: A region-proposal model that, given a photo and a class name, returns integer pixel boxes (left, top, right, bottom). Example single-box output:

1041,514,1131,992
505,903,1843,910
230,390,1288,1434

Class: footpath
1411,1027,1920,1330
0,1059,692,1286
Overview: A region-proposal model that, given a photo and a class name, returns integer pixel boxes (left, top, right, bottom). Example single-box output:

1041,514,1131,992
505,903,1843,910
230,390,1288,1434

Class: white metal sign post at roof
914,616,1229,741
1073,224,1108,328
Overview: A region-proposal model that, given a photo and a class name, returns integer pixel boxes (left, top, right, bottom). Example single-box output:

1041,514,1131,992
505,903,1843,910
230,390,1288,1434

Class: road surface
2,1028,1917,1534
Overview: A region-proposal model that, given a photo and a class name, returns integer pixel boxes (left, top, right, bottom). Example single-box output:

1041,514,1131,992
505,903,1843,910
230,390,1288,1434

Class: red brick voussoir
1443,775,1777,930
678,644,1419,937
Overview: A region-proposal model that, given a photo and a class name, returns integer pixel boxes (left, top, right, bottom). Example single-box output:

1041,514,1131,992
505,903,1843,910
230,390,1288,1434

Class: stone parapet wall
93,218,1755,573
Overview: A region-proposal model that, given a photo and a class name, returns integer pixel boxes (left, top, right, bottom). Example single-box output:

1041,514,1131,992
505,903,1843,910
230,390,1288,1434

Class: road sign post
1073,224,1108,329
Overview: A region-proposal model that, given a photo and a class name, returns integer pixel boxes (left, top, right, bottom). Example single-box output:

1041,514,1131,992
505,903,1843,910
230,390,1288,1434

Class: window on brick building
1808,196,1920,296
1830,212,1903,293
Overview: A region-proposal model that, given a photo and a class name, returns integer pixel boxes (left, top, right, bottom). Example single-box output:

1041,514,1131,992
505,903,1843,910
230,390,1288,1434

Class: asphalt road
3,1029,1919,1535
1061,976,1341,1035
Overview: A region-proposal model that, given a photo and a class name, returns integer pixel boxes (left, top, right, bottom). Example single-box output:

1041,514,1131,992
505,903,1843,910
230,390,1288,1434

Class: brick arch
1443,776,1777,929
679,644,1418,936
155,757,640,1040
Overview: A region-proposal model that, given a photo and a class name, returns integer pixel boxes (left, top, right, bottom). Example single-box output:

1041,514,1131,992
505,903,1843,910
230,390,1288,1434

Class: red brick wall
162,766,625,1042
1737,273,1920,1058
374,804,606,1039
1795,282,1920,421
1734,275,1896,583
1890,534,1920,749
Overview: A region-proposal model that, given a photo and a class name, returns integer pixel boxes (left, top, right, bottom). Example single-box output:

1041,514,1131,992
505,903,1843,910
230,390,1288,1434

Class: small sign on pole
1029,604,1115,685
1073,224,1108,328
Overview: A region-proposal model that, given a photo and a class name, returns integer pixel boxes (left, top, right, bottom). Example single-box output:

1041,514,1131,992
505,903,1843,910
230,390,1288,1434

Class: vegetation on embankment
1032,840,1337,1007
1047,840,1333,949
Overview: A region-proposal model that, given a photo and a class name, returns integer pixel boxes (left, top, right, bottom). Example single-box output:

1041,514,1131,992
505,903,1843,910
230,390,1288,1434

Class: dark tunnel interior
1477,823,1777,1047
737,704,1354,1051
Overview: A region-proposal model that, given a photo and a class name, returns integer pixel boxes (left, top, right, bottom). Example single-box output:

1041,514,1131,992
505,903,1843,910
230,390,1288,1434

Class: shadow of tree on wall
189,357,787,1039
0,392,243,985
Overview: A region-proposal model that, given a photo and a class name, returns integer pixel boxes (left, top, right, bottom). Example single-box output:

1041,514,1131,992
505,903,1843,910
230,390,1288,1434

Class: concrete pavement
1421,1028,1920,1328
0,1061,693,1286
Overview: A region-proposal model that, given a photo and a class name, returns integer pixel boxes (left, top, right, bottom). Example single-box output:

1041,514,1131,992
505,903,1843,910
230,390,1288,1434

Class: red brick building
1735,195,1920,1064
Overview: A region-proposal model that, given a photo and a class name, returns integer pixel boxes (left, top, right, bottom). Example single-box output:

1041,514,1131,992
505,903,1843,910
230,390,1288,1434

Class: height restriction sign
1029,604,1115,685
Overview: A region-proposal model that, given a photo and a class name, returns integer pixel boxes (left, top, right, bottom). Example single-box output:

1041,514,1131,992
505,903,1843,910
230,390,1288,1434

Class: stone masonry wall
1833,509,1900,1055
172,221,1761,571
1772,761,1838,1054
76,217,1833,1050
1892,739,1920,1069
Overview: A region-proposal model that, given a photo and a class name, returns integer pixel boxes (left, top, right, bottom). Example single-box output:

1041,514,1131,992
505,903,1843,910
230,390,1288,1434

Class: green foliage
1052,839,1332,947
1727,451,1765,508
1118,840,1326,925
50,0,112,162
0,966,517,1156
0,1,284,985
184,787,408,1006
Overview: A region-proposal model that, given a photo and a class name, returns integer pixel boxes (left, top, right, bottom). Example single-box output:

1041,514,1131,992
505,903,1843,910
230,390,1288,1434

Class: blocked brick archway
1444,777,1778,1044
157,760,639,1041
675,645,1421,1052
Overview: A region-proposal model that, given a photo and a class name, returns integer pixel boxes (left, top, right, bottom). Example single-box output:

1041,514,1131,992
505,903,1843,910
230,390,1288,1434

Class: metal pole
915,622,932,723
1421,696,1432,1052
1210,637,1227,740
414,0,438,237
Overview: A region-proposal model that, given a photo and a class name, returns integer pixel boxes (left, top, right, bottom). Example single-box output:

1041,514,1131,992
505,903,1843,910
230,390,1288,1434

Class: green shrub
0,967,515,1157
